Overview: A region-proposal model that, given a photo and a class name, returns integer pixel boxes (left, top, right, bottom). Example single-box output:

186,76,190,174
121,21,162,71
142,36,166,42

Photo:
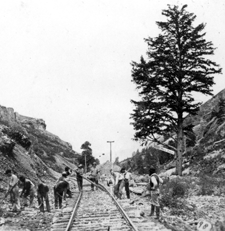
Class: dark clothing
37,183,50,212
114,179,124,199
65,169,72,177
77,178,83,191
21,179,33,197
54,181,69,209
124,179,130,199
55,175,72,198
64,172,72,197
124,171,132,199
21,179,35,206
90,177,98,190
76,168,83,191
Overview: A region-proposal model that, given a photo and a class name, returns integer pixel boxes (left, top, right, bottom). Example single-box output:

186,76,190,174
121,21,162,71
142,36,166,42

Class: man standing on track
110,168,125,199
89,162,99,191
64,167,72,197
117,167,126,199
75,164,84,191
124,168,132,200
148,167,163,219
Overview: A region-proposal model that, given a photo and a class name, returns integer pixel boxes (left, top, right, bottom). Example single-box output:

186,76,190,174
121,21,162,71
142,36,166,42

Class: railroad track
50,177,137,231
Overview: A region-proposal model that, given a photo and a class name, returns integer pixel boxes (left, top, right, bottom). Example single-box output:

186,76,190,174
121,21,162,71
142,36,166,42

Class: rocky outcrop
0,105,46,130
0,104,79,182
182,88,225,174
16,113,47,131
0,106,16,123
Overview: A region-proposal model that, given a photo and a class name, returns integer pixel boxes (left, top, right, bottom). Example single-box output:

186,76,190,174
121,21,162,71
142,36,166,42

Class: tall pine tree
130,5,222,175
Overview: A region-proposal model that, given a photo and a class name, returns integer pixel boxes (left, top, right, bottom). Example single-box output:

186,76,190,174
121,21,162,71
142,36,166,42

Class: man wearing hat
54,181,70,209
124,168,132,199
75,164,84,191
55,171,72,198
117,167,126,199
148,167,163,219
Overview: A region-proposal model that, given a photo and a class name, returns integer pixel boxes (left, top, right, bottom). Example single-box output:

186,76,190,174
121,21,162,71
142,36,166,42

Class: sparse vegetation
160,179,188,210
197,174,225,196
2,127,31,150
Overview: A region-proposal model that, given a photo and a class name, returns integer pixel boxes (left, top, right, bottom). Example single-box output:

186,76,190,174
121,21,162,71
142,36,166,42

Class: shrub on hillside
0,140,15,156
160,179,188,210
2,127,31,150
197,174,225,195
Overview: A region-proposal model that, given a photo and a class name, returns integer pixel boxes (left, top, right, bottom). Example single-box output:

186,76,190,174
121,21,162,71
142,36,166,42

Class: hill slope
0,105,79,184
119,88,225,176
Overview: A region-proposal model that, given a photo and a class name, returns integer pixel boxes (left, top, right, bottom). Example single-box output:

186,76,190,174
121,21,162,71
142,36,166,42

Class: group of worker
109,166,163,219
4,169,36,212
4,167,72,213
3,163,98,213
4,164,163,219
109,167,132,200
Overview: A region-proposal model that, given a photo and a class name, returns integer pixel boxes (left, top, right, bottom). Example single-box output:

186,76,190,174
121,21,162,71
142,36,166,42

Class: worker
37,183,50,212
55,172,72,198
19,176,35,207
148,167,163,219
65,166,72,176
75,164,84,191
5,169,20,212
54,181,70,209
89,162,99,191
110,168,125,199
55,172,68,185
124,168,132,199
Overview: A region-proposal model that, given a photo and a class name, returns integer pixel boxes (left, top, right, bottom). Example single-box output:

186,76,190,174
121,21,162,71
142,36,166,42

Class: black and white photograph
0,0,224,230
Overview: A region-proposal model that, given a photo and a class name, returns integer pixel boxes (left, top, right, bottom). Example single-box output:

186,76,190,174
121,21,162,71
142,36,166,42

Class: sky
0,0,224,163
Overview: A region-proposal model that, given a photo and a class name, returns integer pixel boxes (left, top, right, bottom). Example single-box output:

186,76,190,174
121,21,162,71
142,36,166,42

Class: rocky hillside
0,105,79,185
119,88,225,176
183,88,225,175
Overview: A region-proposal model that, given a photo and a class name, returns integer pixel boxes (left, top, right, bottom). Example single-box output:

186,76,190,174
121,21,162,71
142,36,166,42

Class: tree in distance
130,4,222,175
80,141,98,172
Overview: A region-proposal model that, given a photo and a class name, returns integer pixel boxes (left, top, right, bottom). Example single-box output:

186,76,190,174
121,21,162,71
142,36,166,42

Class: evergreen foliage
127,147,173,174
130,4,222,175
79,141,98,172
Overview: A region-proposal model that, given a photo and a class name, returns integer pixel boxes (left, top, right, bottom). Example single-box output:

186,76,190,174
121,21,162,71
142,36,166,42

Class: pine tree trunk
176,122,183,176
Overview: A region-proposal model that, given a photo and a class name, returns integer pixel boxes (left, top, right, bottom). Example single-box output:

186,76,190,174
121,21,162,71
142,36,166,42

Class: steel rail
99,182,139,231
64,177,102,231
64,175,138,231
81,175,138,231
65,190,82,231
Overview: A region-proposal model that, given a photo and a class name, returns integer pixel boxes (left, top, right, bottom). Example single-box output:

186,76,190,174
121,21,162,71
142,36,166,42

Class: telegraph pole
107,141,114,167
